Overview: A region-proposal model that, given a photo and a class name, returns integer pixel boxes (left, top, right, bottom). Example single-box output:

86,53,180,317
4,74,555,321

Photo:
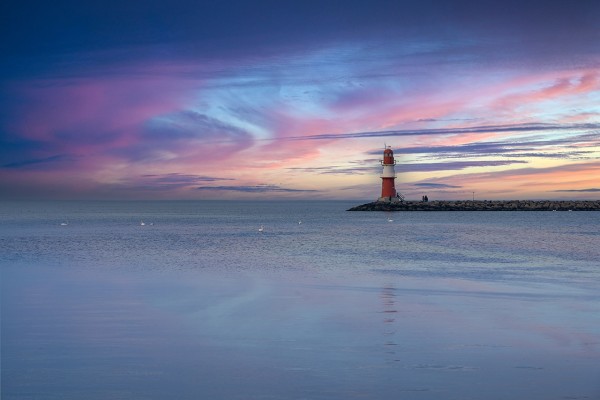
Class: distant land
348,200,600,211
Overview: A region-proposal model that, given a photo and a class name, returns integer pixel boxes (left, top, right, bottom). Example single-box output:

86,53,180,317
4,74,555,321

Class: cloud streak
413,183,463,189
290,160,530,175
2,154,74,169
554,188,600,193
282,123,600,142
196,185,318,193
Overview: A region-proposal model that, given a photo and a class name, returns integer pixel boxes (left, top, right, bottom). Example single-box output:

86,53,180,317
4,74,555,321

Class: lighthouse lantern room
378,146,399,202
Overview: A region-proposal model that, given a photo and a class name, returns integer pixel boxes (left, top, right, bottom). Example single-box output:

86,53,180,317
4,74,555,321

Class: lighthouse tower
378,146,398,202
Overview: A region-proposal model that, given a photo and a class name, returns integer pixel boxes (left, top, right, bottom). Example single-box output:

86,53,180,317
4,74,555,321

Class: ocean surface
1,200,599,399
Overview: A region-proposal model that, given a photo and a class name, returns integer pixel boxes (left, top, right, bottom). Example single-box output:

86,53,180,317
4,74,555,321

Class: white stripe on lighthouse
381,165,396,178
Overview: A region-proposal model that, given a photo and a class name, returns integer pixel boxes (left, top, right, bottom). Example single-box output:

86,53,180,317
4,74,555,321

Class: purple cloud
196,185,318,193
391,132,600,156
296,123,600,143
289,160,529,175
397,160,528,172
98,174,236,193
413,183,463,189
554,188,600,193
2,154,74,169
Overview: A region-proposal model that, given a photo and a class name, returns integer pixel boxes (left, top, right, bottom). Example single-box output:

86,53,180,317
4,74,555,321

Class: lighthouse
378,146,398,202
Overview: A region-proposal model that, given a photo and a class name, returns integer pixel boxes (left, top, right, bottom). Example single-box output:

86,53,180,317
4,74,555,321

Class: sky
1,0,599,200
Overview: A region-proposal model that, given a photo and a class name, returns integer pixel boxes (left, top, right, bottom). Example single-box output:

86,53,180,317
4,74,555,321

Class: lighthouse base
377,196,402,203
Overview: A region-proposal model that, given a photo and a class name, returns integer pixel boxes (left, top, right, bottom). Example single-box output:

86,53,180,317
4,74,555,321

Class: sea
1,200,599,400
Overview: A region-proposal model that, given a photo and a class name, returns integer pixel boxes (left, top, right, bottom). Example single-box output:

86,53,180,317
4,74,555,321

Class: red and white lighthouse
379,146,397,202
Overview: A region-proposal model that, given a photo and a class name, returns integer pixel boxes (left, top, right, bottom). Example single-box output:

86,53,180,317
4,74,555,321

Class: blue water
2,201,599,399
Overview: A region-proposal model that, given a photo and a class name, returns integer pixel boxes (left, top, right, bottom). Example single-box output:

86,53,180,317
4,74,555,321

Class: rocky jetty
348,200,600,211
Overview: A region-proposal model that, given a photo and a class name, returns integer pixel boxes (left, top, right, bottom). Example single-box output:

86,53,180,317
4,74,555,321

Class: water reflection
380,284,399,362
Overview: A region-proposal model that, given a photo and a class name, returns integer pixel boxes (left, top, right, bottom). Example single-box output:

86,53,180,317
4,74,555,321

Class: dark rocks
347,200,600,211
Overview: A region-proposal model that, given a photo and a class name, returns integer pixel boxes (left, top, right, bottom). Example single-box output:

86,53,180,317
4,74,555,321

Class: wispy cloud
413,183,462,189
102,173,235,192
1,154,73,169
290,160,529,175
287,166,377,175
389,132,600,157
283,123,600,142
554,188,600,192
196,185,318,193
141,173,233,183
397,160,528,172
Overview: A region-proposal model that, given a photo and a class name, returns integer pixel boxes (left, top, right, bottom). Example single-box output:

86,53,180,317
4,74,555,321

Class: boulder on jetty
347,200,600,211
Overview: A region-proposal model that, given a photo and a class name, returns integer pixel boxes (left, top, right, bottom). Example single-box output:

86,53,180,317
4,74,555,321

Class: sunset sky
1,0,599,200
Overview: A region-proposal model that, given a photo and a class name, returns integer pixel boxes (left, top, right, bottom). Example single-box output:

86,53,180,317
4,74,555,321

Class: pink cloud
10,72,197,156
489,69,600,115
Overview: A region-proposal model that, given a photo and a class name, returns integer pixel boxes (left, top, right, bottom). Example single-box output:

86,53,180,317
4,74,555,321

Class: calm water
2,201,599,399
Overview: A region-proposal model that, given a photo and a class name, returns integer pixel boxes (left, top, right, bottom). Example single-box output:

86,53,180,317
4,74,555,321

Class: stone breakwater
348,200,600,211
